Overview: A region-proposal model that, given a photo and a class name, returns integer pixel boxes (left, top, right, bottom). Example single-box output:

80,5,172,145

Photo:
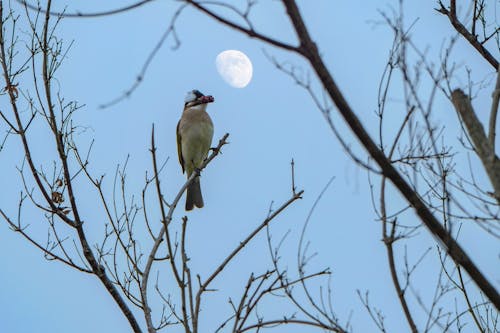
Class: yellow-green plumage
177,102,214,211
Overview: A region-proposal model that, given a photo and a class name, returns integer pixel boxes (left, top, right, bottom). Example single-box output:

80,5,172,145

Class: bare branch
16,0,158,18
99,3,188,109
451,89,500,203
488,65,500,151
183,0,300,53
0,2,144,330
436,1,499,69
0,209,91,272
280,0,500,310
194,188,304,330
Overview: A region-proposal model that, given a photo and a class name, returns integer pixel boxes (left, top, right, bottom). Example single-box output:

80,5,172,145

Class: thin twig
0,209,91,272
16,0,157,18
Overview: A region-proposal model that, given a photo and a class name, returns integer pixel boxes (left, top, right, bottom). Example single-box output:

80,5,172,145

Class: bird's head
184,89,214,108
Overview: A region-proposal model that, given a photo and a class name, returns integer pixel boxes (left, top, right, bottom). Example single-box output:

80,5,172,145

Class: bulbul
176,89,215,211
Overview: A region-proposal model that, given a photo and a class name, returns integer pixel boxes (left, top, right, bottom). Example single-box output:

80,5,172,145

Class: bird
176,89,215,211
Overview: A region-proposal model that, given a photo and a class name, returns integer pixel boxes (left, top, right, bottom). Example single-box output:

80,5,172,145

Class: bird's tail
186,176,204,211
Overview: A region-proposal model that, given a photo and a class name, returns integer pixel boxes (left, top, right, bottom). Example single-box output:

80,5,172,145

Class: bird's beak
199,95,214,104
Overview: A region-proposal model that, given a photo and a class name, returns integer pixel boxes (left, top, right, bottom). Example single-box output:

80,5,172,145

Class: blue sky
1,1,498,332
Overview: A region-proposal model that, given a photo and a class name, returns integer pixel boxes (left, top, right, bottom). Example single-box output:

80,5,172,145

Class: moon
215,50,253,88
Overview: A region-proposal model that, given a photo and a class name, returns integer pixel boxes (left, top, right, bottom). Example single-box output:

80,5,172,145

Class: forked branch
436,0,499,69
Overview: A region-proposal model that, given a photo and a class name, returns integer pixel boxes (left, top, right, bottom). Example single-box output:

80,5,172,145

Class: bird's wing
176,120,185,173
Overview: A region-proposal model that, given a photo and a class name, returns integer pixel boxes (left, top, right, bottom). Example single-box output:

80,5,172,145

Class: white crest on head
184,90,197,103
